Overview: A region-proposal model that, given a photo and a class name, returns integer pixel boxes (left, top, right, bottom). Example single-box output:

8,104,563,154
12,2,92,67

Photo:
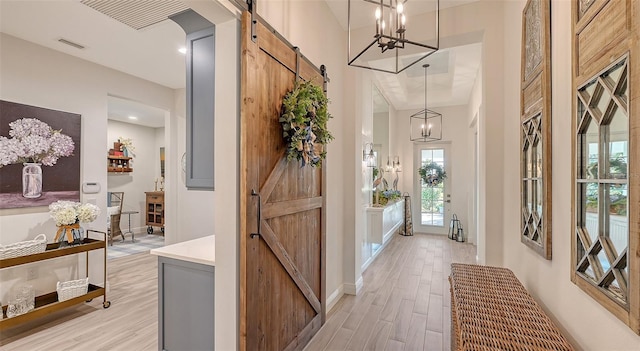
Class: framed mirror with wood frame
520,0,552,259
571,0,639,334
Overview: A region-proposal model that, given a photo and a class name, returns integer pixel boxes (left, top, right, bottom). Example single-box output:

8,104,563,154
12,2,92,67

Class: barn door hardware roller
247,0,257,42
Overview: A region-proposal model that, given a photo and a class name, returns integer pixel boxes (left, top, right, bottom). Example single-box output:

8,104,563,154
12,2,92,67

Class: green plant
279,80,333,167
587,153,627,179
421,187,444,212
418,162,447,187
372,189,402,206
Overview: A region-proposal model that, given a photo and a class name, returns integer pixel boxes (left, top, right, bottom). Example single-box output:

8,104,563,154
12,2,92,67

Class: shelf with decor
0,230,110,330
107,156,133,173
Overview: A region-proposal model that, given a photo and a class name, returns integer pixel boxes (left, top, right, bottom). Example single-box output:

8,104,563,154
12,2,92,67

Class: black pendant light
347,0,440,74
410,64,442,142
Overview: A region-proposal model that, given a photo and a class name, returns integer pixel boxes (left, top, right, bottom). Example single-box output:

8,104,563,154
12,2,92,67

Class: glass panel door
414,144,451,235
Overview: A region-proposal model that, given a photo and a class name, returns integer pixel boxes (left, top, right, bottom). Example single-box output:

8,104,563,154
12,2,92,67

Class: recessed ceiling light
178,47,187,54
128,116,138,120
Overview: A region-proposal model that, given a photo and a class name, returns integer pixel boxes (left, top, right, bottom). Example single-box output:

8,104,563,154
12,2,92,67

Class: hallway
305,233,476,351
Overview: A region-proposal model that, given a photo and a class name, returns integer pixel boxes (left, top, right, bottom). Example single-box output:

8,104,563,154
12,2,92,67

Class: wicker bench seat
449,263,574,351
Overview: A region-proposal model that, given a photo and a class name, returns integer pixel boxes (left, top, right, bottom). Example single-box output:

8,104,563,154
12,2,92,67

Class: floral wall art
0,100,81,209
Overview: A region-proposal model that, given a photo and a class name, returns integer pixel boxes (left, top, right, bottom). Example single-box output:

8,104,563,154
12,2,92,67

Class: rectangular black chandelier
348,0,440,74
410,108,442,142
410,64,442,142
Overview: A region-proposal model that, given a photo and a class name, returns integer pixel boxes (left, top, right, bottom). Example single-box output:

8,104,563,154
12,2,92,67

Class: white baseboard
326,285,344,313
343,276,363,295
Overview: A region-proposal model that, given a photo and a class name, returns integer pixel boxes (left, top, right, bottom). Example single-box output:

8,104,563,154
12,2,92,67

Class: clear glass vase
22,163,42,198
57,224,84,247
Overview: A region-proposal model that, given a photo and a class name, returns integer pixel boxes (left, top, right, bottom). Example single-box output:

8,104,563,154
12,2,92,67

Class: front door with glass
414,144,451,235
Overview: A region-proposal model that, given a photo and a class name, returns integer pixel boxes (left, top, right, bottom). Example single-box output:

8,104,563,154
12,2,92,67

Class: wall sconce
385,156,394,172
392,156,402,172
410,64,443,142
348,0,440,74
363,143,376,167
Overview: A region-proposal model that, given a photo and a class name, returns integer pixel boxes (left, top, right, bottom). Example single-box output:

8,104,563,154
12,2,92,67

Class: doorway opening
106,95,169,260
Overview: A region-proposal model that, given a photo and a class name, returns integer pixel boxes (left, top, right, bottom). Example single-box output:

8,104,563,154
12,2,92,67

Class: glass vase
57,224,84,247
22,163,42,198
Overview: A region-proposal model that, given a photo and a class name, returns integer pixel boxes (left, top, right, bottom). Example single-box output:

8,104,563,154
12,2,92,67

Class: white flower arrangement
49,200,100,226
0,118,75,167
118,137,135,157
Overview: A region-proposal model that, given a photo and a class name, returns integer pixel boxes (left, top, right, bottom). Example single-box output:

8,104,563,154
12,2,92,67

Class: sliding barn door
239,11,326,351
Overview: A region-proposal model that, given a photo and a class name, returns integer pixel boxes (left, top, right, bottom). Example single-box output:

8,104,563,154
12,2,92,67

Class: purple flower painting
1,118,75,167
0,100,81,209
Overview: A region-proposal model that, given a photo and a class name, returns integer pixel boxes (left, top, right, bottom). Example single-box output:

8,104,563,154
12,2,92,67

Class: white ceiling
374,42,482,109
0,0,186,128
0,0,187,90
108,96,168,128
0,0,482,122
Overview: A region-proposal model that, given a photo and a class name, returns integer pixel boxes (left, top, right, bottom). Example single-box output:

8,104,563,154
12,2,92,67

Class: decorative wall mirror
572,0,639,334
372,85,390,190
520,0,552,259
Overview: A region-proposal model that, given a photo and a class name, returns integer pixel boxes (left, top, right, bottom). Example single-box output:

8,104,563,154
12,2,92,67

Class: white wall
466,67,482,246
500,0,640,349
211,18,240,351
107,120,163,232
0,33,176,300
167,87,215,245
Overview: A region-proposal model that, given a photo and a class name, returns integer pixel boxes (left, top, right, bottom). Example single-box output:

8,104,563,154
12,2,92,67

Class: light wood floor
304,233,476,351
0,233,474,351
0,252,159,351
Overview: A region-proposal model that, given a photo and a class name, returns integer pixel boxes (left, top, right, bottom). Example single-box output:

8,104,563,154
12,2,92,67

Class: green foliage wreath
418,162,447,187
279,80,333,167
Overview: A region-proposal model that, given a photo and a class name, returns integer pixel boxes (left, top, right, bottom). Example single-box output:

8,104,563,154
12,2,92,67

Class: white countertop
150,235,215,266
366,199,404,212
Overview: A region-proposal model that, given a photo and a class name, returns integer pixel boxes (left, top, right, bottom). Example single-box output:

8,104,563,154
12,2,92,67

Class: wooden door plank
262,197,323,220
283,314,322,351
321,136,327,324
266,211,321,297
261,156,288,202
257,22,297,75
240,11,261,351
241,10,327,350
256,21,320,83
261,222,322,313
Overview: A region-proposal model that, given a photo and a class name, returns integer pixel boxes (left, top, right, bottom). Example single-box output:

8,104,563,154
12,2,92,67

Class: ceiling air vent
58,38,85,50
80,0,189,30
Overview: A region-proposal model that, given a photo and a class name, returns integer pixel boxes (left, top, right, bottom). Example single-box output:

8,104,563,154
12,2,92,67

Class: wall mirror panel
571,0,639,334
520,0,552,259
372,85,390,189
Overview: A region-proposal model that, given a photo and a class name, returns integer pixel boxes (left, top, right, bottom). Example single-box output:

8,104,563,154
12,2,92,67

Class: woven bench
449,263,574,351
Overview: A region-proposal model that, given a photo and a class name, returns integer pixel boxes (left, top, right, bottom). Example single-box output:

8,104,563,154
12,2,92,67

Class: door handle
250,189,261,239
